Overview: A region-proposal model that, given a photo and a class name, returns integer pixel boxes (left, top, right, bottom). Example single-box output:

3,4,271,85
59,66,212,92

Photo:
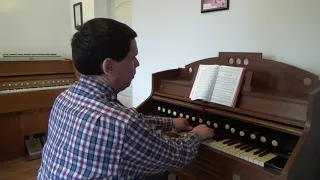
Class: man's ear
101,58,114,74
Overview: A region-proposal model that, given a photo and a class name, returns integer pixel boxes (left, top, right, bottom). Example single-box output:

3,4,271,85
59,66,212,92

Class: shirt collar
78,74,117,101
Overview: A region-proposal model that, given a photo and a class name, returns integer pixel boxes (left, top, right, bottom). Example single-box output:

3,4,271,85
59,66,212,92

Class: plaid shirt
37,75,201,180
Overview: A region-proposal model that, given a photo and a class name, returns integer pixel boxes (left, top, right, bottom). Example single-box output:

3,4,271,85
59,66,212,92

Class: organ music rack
0,57,78,162
136,52,320,180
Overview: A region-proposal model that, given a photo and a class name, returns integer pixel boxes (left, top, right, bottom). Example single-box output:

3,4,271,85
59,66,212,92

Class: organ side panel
0,112,25,161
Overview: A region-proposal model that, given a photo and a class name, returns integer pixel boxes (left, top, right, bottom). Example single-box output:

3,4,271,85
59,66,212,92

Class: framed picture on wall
73,2,83,30
201,0,229,13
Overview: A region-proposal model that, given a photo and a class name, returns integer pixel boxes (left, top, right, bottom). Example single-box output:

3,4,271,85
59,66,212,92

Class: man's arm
119,115,201,177
140,113,173,131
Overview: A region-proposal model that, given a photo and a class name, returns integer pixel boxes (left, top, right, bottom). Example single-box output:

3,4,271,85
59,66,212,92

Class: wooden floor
0,158,177,180
0,158,40,180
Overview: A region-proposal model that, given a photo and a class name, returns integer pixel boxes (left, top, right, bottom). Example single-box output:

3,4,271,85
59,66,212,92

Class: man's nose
135,58,140,67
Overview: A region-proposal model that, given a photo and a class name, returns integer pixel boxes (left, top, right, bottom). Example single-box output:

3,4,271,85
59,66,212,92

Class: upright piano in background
136,52,320,180
0,54,79,162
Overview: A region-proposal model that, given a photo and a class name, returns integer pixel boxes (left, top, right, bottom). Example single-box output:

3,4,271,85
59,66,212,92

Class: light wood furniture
0,58,78,162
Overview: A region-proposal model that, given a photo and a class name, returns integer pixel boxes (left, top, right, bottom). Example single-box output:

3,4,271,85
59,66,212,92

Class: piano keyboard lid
0,53,65,61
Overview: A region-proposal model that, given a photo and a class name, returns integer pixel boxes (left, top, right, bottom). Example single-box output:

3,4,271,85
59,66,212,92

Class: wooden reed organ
0,56,78,162
136,52,320,180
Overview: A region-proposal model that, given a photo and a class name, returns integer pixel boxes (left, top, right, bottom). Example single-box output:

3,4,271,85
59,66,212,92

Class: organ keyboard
0,57,78,161
136,52,320,180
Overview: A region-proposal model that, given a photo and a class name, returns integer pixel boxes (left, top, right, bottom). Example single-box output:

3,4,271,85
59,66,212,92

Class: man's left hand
172,118,193,132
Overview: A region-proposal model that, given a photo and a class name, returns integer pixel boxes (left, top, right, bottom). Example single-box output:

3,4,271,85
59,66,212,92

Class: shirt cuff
161,117,173,131
180,131,201,149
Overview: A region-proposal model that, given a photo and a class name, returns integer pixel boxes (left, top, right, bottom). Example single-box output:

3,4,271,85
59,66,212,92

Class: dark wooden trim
201,0,230,13
73,2,83,30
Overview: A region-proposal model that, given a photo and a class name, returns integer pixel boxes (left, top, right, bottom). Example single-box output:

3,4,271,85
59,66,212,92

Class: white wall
132,0,320,107
0,0,72,58
113,0,133,107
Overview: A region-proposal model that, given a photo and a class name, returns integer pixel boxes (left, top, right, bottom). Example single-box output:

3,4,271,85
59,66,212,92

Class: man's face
112,39,140,92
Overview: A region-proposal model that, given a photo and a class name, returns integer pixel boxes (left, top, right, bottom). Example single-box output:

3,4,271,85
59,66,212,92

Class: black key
228,140,239,146
240,144,251,150
245,147,255,152
212,135,226,141
215,138,224,142
253,149,265,155
264,156,287,173
259,151,269,157
235,143,246,149
223,139,233,144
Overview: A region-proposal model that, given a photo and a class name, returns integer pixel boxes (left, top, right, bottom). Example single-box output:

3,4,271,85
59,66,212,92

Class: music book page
189,64,245,107
189,64,220,101
210,66,245,107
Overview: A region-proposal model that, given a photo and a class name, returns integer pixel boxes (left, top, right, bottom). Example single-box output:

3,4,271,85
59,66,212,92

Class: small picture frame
201,0,229,13
73,2,83,30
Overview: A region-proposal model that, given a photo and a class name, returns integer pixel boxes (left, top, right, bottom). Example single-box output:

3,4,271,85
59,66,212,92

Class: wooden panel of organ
136,52,320,180
0,56,78,162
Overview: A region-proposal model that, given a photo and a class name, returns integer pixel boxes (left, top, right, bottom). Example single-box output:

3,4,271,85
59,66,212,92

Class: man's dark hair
71,18,137,75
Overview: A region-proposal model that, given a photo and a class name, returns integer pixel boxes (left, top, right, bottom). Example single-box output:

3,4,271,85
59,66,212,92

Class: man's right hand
192,124,214,140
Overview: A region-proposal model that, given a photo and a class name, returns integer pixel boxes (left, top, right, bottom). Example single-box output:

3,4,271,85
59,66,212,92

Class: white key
225,143,244,154
221,142,240,153
226,143,244,155
239,148,257,160
253,152,269,165
215,139,232,150
210,139,230,150
201,139,216,148
211,140,224,149
203,139,224,149
233,145,249,157
244,149,261,162
257,153,278,167
232,145,250,157
248,150,263,163
254,152,271,166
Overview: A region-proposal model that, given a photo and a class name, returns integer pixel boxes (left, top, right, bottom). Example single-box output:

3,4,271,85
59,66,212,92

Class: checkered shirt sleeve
119,113,201,177
140,114,173,131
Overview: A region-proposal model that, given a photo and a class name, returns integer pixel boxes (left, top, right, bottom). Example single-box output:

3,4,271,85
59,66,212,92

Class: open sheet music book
189,65,246,107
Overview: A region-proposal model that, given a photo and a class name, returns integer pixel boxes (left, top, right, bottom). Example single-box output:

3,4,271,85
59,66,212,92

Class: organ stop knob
230,128,236,134
206,121,211,126
260,136,267,143
213,123,219,128
199,118,203,124
272,140,278,147
250,133,257,140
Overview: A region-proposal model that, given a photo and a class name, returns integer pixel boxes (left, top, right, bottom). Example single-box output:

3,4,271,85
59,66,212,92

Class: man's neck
92,75,119,94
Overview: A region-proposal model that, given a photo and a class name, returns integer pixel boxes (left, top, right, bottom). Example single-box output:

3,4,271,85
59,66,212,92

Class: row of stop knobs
157,106,279,147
